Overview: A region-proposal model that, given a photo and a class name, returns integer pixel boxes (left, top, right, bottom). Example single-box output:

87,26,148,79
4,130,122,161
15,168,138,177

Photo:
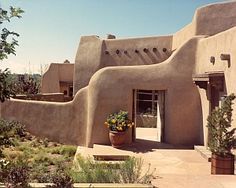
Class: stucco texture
1,1,236,148
41,63,74,93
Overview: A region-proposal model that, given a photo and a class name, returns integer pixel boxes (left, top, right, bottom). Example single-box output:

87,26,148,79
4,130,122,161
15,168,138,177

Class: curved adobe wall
172,1,236,50
73,35,173,94
86,37,203,147
2,0,236,147
195,1,236,36
73,36,103,94
0,87,88,146
74,1,236,96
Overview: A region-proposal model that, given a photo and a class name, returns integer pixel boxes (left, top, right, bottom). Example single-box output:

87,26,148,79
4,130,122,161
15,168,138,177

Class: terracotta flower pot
109,131,127,148
211,153,235,175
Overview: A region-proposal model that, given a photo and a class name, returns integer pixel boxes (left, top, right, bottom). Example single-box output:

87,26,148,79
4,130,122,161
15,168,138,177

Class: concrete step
194,145,236,173
194,145,212,162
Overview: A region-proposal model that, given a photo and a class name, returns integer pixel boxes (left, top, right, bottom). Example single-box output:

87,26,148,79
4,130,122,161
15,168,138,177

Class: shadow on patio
118,138,193,153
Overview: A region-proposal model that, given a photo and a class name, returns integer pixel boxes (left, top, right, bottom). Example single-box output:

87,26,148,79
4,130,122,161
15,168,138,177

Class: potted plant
105,110,134,148
207,93,236,175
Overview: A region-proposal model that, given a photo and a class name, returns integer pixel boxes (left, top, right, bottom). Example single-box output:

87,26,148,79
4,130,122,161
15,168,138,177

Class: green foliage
72,155,154,184
50,145,77,158
13,74,41,95
0,119,21,157
207,93,236,156
0,6,24,103
120,157,154,184
0,69,15,102
105,110,134,132
0,160,31,188
58,145,77,158
0,119,154,185
46,170,73,188
120,157,142,183
72,155,120,183
0,6,24,60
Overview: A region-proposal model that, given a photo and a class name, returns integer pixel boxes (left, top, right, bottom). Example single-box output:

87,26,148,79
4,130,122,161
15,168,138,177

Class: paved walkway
76,128,236,188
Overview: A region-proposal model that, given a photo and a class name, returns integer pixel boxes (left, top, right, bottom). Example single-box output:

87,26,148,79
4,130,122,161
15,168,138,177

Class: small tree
0,6,24,102
207,93,236,156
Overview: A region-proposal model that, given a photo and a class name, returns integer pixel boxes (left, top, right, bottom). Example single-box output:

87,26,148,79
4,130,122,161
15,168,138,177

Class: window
136,90,158,116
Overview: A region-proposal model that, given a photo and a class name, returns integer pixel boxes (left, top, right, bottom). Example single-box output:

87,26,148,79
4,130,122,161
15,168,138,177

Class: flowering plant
105,110,134,132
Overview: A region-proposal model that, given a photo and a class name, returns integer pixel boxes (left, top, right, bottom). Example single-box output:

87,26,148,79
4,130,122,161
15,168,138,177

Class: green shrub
120,157,154,184
72,155,119,183
72,155,154,184
30,164,52,183
0,160,31,187
59,146,77,157
46,170,73,188
120,157,142,183
207,93,236,156
33,152,54,166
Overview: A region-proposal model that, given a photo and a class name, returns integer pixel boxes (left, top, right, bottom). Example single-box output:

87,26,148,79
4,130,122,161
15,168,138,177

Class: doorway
133,90,165,142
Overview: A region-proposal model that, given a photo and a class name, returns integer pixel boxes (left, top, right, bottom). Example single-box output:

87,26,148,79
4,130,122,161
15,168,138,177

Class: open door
133,89,165,142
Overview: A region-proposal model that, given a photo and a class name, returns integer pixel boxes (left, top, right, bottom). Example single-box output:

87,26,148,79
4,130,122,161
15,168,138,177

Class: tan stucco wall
194,26,236,145
73,35,173,94
73,36,103,94
0,88,88,146
13,93,65,102
85,37,203,146
1,1,236,147
41,63,74,93
172,23,196,50
198,88,210,146
173,1,236,50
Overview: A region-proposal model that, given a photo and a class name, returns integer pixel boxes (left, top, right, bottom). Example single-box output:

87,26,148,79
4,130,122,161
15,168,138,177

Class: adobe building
1,1,236,148
41,60,74,97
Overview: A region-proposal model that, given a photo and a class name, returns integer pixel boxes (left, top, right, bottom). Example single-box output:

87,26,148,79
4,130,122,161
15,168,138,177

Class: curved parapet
73,36,103,94
86,36,204,147
73,35,173,94
0,37,203,147
173,1,236,50
2,0,236,148
74,1,236,96
194,1,236,36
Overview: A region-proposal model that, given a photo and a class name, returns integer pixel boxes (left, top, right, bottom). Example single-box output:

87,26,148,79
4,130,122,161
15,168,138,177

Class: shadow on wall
102,45,172,66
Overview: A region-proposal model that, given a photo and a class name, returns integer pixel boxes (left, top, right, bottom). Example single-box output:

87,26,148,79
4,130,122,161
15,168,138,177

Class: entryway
133,89,165,142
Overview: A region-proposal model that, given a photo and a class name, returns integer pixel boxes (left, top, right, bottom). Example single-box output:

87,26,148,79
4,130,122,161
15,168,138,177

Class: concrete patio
75,128,236,188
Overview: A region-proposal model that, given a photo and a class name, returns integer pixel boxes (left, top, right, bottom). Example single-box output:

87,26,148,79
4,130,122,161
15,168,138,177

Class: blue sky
1,0,223,74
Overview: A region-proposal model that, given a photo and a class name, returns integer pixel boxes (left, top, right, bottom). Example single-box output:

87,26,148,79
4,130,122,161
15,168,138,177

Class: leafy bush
207,93,236,156
71,155,120,183
0,160,31,188
0,6,24,102
120,157,154,184
0,119,24,158
72,155,154,184
59,146,77,157
0,119,155,185
51,145,76,158
46,170,73,188
105,110,134,132
30,164,52,183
